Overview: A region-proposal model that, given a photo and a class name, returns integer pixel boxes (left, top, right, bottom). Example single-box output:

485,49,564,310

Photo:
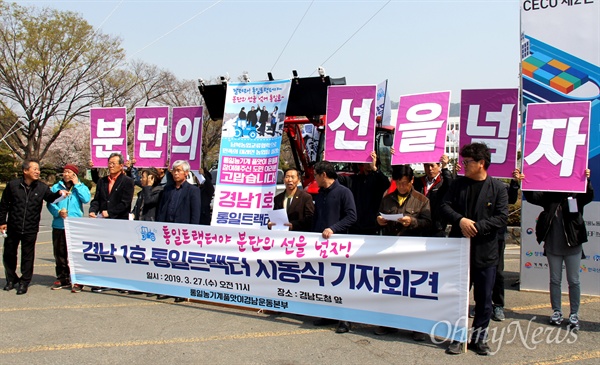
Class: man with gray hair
155,160,200,302
156,160,201,225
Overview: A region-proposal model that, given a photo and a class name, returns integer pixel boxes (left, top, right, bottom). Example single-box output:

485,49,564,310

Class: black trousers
471,265,496,343
492,240,506,307
3,231,38,285
52,228,71,283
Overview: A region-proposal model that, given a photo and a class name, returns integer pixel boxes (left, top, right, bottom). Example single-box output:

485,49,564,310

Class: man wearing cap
47,164,91,291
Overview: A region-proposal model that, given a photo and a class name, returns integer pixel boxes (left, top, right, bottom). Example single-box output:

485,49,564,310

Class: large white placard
66,218,471,341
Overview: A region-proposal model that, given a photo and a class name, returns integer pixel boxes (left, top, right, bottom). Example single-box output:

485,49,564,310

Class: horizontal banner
65,218,470,341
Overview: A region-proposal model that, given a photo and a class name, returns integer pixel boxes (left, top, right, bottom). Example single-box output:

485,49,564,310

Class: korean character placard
134,106,169,167
325,85,376,163
460,89,519,178
171,106,203,171
391,91,450,165
90,107,127,166
522,101,590,193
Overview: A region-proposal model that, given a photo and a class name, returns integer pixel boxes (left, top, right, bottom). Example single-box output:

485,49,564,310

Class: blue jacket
48,180,91,229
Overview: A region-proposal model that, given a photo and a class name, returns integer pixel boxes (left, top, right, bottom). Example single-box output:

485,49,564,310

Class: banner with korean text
90,107,128,166
134,106,169,168
391,91,450,165
66,218,471,342
459,89,519,178
325,85,376,163
521,0,600,295
522,101,590,192
171,106,203,171
211,80,292,228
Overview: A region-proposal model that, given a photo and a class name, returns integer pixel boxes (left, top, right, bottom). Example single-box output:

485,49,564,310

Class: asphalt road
1,207,599,365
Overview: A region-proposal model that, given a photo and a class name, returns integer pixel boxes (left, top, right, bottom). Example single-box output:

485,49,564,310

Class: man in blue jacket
47,164,91,292
1,160,67,295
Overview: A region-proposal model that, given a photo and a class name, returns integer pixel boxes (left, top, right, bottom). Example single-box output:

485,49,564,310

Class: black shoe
174,297,187,303
468,341,491,356
118,290,129,294
313,318,337,326
91,287,110,293
374,326,399,336
335,321,351,334
412,331,427,342
16,282,29,295
445,341,464,355
3,281,18,291
156,295,170,300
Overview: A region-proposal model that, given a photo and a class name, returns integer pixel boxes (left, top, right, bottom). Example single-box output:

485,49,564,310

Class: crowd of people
0,142,595,356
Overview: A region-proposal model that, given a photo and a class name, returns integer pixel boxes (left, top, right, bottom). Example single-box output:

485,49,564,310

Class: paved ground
1,208,599,365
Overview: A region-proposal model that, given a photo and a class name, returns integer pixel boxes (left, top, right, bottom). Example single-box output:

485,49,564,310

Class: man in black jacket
440,143,508,356
89,153,135,220
311,161,357,334
1,160,66,294
347,151,390,235
247,106,258,128
155,160,200,302
413,154,453,237
156,160,201,225
268,168,314,232
88,153,134,293
257,106,269,136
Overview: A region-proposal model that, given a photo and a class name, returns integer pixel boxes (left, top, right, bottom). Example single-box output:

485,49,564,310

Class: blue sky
15,0,521,102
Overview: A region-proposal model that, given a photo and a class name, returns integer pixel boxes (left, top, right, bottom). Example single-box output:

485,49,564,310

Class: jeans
546,251,581,315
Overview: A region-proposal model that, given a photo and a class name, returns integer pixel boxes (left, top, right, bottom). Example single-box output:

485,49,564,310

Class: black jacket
0,177,62,234
413,167,453,235
440,175,508,269
156,181,201,224
524,179,594,246
89,173,135,220
312,180,357,234
348,170,390,234
133,185,164,221
273,189,315,232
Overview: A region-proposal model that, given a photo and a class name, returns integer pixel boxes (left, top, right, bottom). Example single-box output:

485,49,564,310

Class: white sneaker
549,310,563,325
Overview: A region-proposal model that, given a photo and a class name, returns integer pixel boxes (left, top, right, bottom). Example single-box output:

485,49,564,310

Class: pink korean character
219,191,237,208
